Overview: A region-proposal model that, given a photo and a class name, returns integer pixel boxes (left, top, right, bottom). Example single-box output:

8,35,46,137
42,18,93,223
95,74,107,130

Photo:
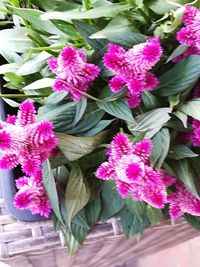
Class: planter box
0,79,44,222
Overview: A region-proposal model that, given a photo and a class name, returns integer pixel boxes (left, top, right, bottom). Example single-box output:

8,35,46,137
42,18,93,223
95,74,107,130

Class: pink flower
14,173,51,218
48,46,100,101
0,100,58,177
103,38,162,108
175,6,200,62
168,182,200,220
96,133,169,209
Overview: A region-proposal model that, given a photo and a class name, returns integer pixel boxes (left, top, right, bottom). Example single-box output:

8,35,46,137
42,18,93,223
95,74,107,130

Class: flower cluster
14,171,51,217
103,38,162,108
175,5,200,62
168,181,200,220
96,133,172,209
0,100,58,217
48,46,100,101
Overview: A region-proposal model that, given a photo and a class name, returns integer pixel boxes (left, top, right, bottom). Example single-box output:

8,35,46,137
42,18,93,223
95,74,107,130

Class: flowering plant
0,0,200,254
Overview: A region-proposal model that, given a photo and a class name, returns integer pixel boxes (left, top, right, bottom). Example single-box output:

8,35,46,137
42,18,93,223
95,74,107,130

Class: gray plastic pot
0,82,45,222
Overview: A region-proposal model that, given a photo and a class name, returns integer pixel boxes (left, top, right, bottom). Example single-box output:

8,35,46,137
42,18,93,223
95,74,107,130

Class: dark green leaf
168,145,198,160
119,207,149,238
42,160,64,224
166,45,187,63
73,20,107,50
171,159,200,199
184,214,200,231
142,91,161,111
147,0,176,15
157,55,200,97
125,197,146,219
150,128,170,170
65,162,90,225
79,119,114,137
101,181,124,219
52,20,79,39
85,197,101,227
73,97,87,126
107,31,146,48
173,110,188,128
146,205,163,225
97,97,135,122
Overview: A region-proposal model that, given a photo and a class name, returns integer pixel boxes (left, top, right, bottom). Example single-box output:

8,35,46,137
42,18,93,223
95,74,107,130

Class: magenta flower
174,6,200,62
103,38,162,108
168,182,200,220
0,100,58,177
48,46,100,101
96,133,169,209
14,172,51,218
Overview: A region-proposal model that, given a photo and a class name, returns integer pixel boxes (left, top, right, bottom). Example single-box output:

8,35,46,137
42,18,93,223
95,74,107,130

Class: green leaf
168,145,198,160
97,97,135,123
73,97,87,126
89,15,134,39
150,128,170,170
37,101,77,130
85,197,101,227
128,108,171,138
171,159,200,199
2,98,20,108
166,44,187,63
79,119,114,136
101,181,124,220
41,3,131,21
0,28,32,53
42,160,64,224
157,55,200,97
56,131,107,161
146,205,163,225
17,51,51,76
147,0,176,15
68,109,105,135
8,6,63,35
65,162,90,225
142,91,161,111
119,207,149,238
173,110,188,128
73,20,107,51
178,99,200,121
106,31,146,48
0,63,19,75
52,20,79,39
184,214,200,231
45,91,69,106
23,78,54,90
125,197,146,219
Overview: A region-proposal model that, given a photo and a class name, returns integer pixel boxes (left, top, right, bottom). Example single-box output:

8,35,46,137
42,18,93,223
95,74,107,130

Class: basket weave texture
1,184,200,267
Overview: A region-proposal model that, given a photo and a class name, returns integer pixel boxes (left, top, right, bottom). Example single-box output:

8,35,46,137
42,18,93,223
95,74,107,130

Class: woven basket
1,184,200,267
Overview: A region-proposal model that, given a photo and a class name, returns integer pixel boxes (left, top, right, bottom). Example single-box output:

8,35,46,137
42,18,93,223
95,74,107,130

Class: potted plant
0,0,200,254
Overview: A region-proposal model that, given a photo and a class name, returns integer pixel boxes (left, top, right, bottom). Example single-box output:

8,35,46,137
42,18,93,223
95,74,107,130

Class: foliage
0,0,200,254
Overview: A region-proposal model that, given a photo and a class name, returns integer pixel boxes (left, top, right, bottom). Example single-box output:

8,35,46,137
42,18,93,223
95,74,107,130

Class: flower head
96,133,168,208
103,38,162,108
48,46,100,101
175,6,200,61
168,182,200,220
0,100,58,177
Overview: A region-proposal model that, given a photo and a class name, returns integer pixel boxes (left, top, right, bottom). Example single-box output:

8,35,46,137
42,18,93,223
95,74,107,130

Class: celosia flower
174,6,200,62
0,100,58,177
103,38,162,108
168,182,200,220
48,46,100,101
96,133,169,209
14,172,51,218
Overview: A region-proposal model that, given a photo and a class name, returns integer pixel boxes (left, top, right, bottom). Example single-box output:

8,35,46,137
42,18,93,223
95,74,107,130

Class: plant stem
0,94,49,98
30,45,65,51
62,81,103,102
83,0,91,10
